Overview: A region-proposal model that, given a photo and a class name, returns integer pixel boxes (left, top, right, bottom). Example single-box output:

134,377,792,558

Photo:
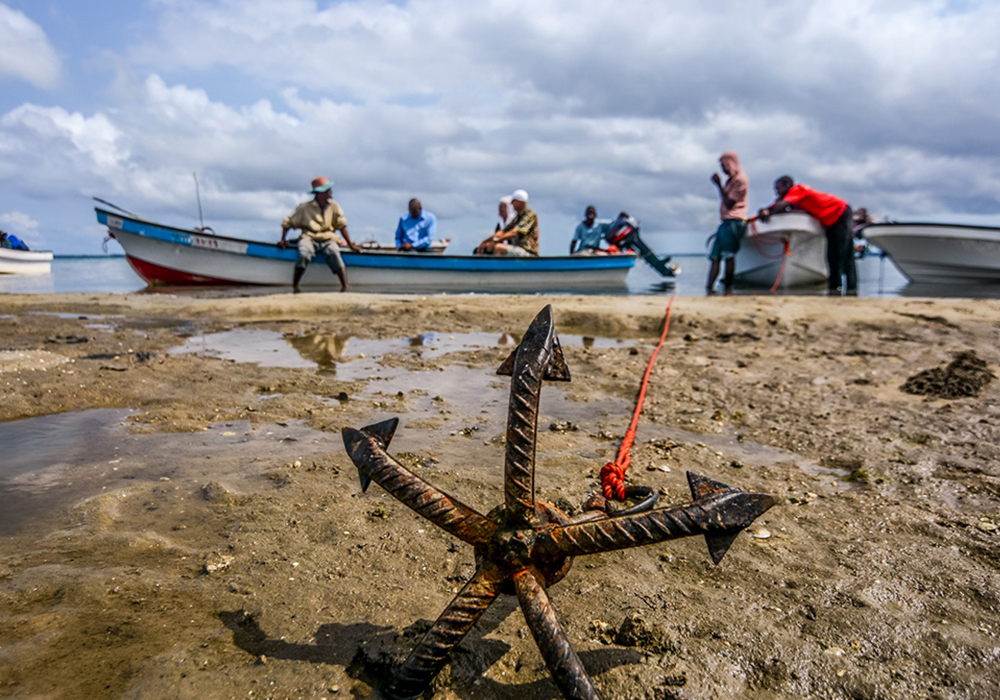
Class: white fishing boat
862,222,1000,284
733,212,827,288
96,208,638,292
0,247,54,275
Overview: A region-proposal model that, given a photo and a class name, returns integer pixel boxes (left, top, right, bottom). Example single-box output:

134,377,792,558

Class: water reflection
286,332,350,372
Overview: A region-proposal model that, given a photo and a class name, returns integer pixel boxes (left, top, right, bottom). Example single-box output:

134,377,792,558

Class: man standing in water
707,151,750,294
758,176,856,295
279,176,360,292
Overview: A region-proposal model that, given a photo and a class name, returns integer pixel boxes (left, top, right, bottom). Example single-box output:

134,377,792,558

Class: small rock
203,554,234,575
976,520,997,533
749,526,772,539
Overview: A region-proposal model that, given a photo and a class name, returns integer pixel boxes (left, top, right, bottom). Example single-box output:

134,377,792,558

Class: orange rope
769,237,792,294
600,296,675,500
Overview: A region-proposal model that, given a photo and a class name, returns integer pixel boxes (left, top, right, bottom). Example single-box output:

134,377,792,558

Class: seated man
395,198,437,252
569,205,611,254
477,189,538,256
0,230,29,250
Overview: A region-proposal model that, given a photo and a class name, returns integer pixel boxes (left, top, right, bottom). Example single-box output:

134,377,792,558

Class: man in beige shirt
279,176,360,292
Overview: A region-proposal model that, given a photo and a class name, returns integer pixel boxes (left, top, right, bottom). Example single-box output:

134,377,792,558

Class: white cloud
0,210,39,238
0,4,61,89
2,0,1000,255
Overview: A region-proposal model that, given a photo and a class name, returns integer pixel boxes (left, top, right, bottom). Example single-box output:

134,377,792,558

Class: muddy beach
1,291,999,700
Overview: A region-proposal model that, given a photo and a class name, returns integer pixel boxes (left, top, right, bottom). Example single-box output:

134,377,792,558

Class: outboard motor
605,213,678,277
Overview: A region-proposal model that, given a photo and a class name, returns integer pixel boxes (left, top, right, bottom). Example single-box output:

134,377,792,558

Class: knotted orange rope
600,296,675,500
769,237,793,294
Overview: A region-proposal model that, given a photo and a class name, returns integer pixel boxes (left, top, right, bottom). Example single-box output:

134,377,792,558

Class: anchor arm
342,425,497,547
514,567,604,700
534,472,776,564
385,562,507,700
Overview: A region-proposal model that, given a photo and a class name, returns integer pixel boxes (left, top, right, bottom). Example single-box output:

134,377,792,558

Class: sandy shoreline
2,291,999,699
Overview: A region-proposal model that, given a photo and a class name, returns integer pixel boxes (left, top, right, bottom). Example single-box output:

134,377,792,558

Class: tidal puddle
170,328,639,379
171,328,639,375
0,409,342,537
632,422,828,477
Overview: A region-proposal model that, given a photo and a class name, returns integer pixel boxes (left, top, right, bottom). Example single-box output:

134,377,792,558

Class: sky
1,0,999,256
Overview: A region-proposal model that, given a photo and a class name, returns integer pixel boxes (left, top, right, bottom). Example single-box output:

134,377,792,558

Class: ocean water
0,252,992,298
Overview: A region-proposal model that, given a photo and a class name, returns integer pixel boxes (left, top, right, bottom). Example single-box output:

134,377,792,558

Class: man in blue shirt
0,230,29,250
395,198,437,252
569,205,611,254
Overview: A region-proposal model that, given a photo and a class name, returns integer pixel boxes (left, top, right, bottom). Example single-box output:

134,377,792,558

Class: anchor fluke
496,305,571,381
686,471,778,564
342,418,399,492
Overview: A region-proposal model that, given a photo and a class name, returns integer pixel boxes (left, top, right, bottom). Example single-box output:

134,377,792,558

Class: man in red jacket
758,176,857,295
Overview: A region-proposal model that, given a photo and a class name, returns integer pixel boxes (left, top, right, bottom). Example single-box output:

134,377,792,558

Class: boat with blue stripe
96,208,639,292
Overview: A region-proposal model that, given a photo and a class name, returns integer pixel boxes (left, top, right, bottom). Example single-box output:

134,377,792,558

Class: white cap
510,189,529,203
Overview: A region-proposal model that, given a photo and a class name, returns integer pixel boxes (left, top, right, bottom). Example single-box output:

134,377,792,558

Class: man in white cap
476,189,538,256
279,176,361,292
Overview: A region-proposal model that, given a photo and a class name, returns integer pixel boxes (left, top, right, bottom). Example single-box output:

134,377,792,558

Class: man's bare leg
706,259,721,293
292,266,306,293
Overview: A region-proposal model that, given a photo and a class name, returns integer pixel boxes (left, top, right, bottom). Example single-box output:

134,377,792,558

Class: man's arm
757,199,795,222
339,226,361,253
278,225,292,248
569,223,582,254
418,214,436,249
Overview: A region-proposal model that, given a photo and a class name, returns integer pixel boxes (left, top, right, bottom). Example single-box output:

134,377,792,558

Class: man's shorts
500,245,533,257
708,219,748,261
297,236,344,272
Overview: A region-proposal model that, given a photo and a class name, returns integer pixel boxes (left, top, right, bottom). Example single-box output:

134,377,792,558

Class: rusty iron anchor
341,304,777,700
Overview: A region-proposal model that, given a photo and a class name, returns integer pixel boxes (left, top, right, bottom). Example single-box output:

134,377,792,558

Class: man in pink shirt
758,176,856,294
707,151,750,294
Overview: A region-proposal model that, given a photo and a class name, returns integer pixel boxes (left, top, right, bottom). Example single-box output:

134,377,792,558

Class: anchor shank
514,567,604,700
499,305,569,525
503,364,542,522
386,563,506,700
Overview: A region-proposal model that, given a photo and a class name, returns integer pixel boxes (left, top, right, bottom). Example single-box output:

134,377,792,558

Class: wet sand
1,291,999,700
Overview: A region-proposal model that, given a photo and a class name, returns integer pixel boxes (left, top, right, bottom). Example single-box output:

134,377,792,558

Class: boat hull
733,212,827,288
97,209,637,292
0,248,53,275
863,223,1000,284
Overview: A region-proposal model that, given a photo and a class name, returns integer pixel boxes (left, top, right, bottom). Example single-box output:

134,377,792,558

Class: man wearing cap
279,176,360,292
478,189,538,256
569,205,611,254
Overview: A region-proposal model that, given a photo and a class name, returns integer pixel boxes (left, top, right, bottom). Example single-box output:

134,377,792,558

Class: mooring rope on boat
747,217,793,293
600,295,675,501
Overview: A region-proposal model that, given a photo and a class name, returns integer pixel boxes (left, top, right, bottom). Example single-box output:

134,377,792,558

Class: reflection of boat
358,239,451,253
862,222,1000,284
96,208,637,292
0,247,53,275
733,212,827,288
